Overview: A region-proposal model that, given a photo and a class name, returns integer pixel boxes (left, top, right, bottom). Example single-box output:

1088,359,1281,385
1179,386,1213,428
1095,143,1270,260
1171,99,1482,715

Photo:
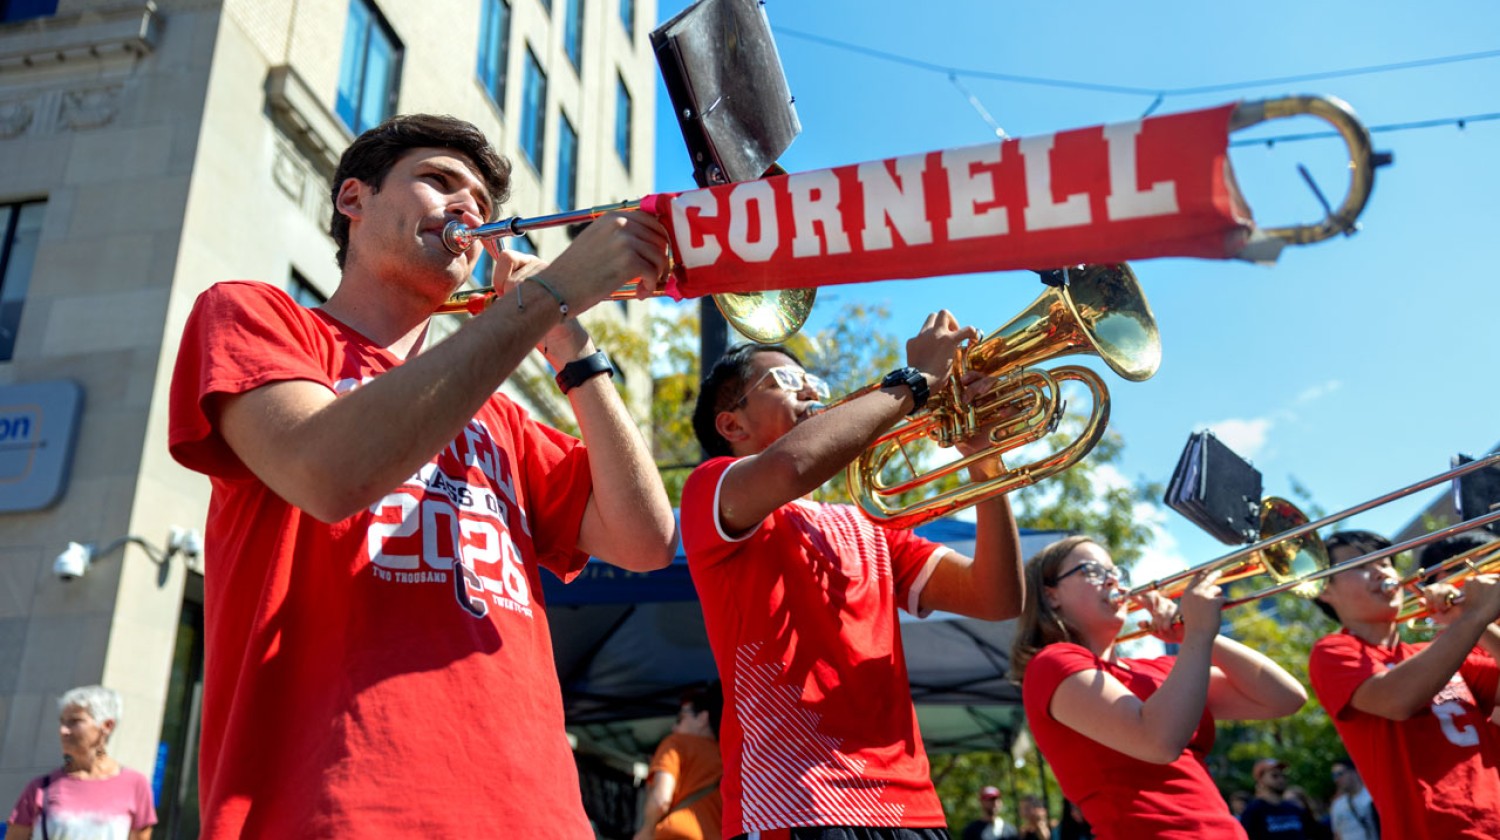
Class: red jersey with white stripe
1309,630,1500,840
169,281,595,839
681,457,948,836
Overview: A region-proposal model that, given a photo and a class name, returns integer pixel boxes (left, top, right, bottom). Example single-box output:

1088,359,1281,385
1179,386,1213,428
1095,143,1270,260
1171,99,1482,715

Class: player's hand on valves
905,310,979,394
537,211,671,311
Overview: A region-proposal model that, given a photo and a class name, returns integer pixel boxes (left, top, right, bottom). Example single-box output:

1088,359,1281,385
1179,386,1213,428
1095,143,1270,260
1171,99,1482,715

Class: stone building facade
0,0,656,833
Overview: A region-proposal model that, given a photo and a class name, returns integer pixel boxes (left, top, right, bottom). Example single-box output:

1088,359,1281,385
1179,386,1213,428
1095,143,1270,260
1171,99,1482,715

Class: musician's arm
549,326,675,572
218,297,559,523
718,385,922,533
718,314,972,534
1352,575,1500,719
1205,636,1307,720
1049,630,1219,764
918,460,1023,621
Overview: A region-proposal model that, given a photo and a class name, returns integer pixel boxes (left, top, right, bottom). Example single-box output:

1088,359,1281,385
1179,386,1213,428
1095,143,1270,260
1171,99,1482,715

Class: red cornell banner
646,103,1250,298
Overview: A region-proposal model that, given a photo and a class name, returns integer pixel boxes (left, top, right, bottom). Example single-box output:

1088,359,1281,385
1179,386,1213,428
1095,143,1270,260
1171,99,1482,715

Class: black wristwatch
555,351,615,394
881,366,929,414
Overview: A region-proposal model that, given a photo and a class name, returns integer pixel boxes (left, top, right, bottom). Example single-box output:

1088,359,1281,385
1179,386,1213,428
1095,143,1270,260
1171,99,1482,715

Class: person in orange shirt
635,683,724,840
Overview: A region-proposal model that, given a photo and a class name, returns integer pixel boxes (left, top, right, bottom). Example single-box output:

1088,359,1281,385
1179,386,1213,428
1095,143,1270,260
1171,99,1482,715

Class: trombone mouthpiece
442,221,473,255
1379,578,1399,595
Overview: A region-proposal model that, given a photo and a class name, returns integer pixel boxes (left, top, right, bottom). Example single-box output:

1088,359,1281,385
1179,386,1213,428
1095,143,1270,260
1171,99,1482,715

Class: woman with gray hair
6,685,156,839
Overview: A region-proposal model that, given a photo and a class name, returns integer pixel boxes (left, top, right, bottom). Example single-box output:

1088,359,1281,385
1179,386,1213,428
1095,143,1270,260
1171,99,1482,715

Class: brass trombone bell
847,263,1161,530
1115,497,1328,642
1113,454,1500,643
435,201,815,344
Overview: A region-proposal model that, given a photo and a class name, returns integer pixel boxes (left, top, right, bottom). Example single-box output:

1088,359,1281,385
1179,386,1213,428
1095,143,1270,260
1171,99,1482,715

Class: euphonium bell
847,263,1162,530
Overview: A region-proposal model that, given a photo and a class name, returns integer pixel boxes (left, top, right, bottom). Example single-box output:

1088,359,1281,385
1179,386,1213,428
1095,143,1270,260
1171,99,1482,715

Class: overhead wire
775,26,1500,142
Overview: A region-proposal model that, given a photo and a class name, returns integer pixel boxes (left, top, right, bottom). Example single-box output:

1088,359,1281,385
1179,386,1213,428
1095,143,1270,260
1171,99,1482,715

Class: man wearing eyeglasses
680,312,1024,840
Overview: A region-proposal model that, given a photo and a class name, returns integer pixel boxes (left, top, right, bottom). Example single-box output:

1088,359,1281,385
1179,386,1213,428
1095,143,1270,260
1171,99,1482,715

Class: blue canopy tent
544,519,1067,758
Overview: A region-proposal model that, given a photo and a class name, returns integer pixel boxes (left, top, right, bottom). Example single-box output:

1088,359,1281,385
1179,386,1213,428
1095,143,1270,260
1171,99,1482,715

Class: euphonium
846,263,1161,530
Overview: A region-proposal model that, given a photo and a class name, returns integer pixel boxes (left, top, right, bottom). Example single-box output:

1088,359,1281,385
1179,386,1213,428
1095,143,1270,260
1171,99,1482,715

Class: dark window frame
476,0,511,108
0,199,46,362
335,0,403,136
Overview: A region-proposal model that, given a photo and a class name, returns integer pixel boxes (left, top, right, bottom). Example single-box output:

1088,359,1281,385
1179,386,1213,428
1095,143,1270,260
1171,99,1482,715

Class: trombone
1392,537,1500,625
845,263,1161,530
1114,453,1500,642
434,199,815,345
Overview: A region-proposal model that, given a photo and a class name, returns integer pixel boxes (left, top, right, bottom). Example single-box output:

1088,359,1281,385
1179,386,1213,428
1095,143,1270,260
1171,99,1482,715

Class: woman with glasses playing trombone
1010,536,1307,840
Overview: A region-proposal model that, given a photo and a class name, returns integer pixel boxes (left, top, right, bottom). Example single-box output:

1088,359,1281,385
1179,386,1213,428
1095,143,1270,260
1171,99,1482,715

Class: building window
615,74,632,171
476,0,510,108
511,234,537,255
0,200,44,362
557,114,578,212
563,0,584,71
335,0,402,136
618,0,633,36
288,271,326,307
1,0,59,23
519,47,548,171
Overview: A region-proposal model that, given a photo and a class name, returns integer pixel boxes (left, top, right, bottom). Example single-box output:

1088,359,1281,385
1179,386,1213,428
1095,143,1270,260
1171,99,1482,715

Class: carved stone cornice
265,64,350,179
0,2,160,74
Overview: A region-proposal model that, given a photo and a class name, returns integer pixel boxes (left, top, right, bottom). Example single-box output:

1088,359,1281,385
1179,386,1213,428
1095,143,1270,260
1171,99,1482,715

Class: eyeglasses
734,365,831,406
1050,561,1128,588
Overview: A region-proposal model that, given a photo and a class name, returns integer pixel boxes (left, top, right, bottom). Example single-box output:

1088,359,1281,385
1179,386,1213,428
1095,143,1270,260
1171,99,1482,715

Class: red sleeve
1022,643,1106,719
168,281,337,479
1309,632,1379,720
882,524,946,616
680,457,746,569
1461,648,1500,713
509,400,592,580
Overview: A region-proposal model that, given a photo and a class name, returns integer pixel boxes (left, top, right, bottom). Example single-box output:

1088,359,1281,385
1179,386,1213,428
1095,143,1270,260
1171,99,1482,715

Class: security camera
53,542,93,581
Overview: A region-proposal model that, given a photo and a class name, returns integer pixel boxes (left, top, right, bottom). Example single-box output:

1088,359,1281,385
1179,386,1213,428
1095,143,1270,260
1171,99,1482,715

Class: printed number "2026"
367,493,530,607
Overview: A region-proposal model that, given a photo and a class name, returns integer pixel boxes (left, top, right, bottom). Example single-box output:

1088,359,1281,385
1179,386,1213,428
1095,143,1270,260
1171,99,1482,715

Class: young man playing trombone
1308,529,1500,840
169,114,676,837
681,316,1024,840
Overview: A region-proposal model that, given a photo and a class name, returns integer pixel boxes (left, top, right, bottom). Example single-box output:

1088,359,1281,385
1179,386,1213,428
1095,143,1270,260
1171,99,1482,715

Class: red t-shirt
168,281,595,839
1022,644,1246,840
680,456,948,837
1309,630,1500,840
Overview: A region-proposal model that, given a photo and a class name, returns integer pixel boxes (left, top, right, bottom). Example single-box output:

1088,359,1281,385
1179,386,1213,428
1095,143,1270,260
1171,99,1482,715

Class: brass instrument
1229,95,1387,252
436,200,815,345
1115,497,1328,642
1393,538,1500,624
1112,454,1500,643
845,263,1161,530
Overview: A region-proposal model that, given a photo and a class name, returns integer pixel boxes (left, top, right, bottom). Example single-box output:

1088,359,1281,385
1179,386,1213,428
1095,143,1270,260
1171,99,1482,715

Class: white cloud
1295,379,1343,405
1205,417,1274,459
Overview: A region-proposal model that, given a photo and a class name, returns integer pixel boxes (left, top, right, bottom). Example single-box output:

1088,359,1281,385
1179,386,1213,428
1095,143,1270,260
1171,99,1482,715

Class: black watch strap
555,351,615,394
882,366,929,414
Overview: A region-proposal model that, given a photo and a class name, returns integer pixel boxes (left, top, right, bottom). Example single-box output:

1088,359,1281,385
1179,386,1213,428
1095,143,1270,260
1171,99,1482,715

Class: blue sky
648,0,1500,581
